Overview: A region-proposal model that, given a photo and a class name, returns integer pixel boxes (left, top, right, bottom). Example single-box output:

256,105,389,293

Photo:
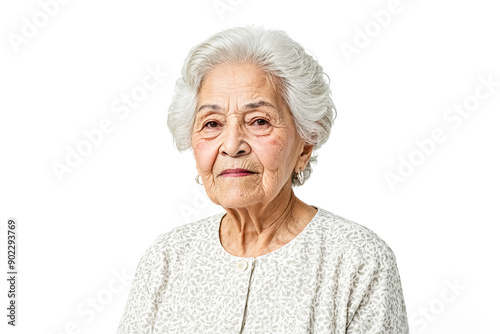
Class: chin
217,189,261,209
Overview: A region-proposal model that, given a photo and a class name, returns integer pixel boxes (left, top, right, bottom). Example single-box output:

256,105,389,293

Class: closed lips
220,169,255,175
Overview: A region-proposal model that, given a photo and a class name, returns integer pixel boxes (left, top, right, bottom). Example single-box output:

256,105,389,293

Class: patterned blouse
117,206,409,333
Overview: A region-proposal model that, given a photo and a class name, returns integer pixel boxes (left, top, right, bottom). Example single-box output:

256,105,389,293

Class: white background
1,0,499,333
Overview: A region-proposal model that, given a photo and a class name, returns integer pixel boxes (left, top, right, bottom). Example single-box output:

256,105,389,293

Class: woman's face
192,62,310,208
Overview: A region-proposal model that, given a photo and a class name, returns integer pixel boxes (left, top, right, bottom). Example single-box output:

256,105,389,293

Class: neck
220,186,313,257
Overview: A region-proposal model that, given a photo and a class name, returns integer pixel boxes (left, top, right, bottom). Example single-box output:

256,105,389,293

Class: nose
220,121,250,157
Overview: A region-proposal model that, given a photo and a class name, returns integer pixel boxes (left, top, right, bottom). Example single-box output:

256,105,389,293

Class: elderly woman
117,26,409,333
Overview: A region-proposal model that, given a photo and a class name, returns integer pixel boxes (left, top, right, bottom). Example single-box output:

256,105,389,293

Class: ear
295,143,314,171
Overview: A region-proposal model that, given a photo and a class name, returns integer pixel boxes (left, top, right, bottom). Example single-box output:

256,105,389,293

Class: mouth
219,168,256,177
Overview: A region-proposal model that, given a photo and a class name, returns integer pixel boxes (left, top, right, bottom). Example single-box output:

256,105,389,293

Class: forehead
197,62,282,107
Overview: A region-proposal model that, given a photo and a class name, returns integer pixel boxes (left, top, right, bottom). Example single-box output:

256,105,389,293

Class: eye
203,121,219,128
252,118,269,126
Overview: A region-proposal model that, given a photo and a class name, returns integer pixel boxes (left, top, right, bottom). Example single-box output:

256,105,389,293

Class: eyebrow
197,101,276,113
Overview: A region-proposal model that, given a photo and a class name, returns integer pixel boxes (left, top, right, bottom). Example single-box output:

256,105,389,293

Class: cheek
254,136,292,172
193,139,218,173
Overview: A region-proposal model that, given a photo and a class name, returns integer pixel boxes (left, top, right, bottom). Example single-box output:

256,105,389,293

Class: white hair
167,25,336,186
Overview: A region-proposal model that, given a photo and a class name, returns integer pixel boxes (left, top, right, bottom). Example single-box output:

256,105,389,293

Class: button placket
237,260,248,271
235,258,256,333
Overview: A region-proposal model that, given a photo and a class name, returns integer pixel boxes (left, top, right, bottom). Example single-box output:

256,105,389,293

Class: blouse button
237,260,248,271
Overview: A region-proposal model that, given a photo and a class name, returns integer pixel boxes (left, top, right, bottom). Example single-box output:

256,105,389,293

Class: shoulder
316,207,398,267
139,212,224,261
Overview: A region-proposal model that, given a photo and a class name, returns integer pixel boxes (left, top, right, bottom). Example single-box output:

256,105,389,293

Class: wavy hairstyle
167,25,336,186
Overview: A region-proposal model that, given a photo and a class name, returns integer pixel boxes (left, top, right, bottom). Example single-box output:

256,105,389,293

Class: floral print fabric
117,206,409,333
